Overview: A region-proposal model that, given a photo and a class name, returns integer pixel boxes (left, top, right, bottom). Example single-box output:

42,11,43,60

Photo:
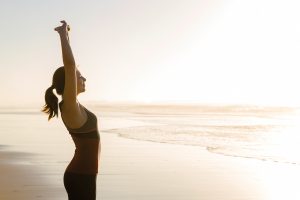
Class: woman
42,21,100,200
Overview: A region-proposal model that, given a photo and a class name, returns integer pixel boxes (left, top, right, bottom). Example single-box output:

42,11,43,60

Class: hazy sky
1,0,300,106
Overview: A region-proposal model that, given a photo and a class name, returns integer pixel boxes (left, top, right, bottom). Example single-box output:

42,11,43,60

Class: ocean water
0,104,300,166
101,104,300,165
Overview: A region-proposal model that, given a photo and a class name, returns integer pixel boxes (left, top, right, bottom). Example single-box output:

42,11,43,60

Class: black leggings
64,171,97,200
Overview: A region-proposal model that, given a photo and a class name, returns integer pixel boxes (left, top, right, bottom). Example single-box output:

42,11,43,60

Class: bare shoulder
60,101,88,129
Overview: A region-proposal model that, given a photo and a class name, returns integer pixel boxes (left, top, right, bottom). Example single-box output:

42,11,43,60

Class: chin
78,89,85,94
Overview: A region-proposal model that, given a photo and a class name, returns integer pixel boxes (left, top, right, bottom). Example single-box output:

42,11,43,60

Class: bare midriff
66,134,100,174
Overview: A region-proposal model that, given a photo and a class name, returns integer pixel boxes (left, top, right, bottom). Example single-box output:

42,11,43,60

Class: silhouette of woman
42,20,100,200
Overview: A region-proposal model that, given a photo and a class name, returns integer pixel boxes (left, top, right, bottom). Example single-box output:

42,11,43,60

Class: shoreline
1,129,300,199
100,131,300,200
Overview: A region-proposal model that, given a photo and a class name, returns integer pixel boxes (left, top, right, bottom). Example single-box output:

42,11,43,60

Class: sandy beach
2,133,300,200
1,106,300,200
0,148,64,200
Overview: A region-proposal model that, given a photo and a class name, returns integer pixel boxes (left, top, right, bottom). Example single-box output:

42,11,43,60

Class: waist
73,138,100,158
67,149,100,174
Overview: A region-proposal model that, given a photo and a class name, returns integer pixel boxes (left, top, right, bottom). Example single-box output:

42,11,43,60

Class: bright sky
1,0,300,107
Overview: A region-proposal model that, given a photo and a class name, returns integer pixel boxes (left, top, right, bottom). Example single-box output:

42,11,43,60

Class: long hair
42,67,65,120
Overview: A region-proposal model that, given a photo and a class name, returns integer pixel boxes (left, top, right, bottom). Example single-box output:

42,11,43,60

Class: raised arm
54,21,78,107
55,21,75,67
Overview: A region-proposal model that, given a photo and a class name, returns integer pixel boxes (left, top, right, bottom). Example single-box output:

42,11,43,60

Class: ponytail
42,85,59,120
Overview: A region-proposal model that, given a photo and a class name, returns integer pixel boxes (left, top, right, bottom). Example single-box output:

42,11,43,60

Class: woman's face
76,70,86,94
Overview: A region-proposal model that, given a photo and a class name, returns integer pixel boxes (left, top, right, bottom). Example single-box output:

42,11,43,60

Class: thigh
64,171,97,200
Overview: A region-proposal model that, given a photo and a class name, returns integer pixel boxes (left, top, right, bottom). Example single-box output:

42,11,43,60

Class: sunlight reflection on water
104,105,300,165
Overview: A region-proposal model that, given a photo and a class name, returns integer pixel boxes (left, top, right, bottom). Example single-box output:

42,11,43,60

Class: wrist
58,31,68,38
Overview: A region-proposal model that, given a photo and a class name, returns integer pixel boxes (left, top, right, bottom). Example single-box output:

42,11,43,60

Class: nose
82,76,86,81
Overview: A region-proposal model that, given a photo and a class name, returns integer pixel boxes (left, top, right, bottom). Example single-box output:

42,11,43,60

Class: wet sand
1,112,300,200
0,149,65,200
1,130,300,200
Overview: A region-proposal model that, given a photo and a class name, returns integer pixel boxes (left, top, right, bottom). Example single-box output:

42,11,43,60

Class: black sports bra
59,102,100,139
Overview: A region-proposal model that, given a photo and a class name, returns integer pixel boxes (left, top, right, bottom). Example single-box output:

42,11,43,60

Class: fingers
54,20,70,32
60,20,70,30
60,20,67,24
